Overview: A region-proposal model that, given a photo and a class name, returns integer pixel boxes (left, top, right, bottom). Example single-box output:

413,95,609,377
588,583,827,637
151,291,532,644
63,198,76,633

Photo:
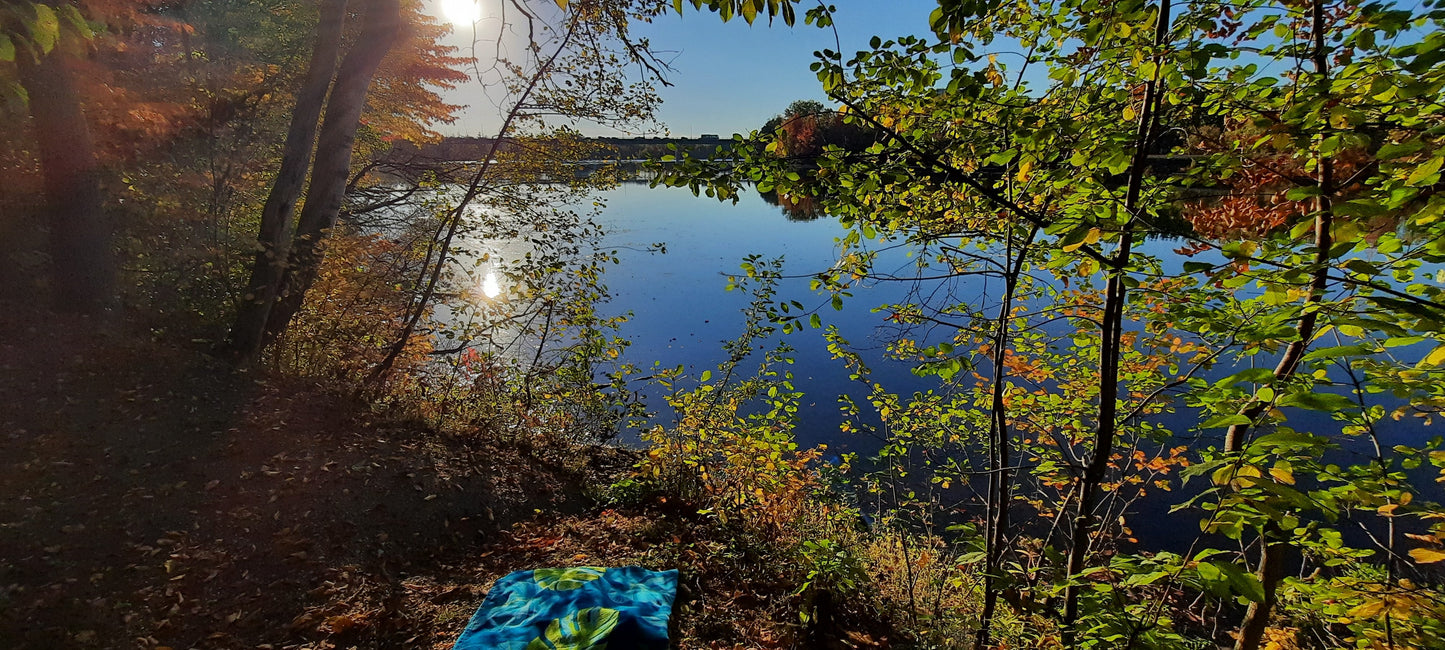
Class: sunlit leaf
1407,156,1443,186
1420,344,1445,368
32,3,59,55
1408,547,1445,564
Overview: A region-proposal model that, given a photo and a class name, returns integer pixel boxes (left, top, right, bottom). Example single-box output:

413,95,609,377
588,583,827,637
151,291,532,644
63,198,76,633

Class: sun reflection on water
479,271,502,299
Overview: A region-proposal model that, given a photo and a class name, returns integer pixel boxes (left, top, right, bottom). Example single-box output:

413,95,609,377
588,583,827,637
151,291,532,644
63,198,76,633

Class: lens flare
439,0,481,25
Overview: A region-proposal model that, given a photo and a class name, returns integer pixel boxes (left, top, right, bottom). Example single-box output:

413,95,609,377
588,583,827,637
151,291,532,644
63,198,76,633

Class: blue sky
430,1,943,137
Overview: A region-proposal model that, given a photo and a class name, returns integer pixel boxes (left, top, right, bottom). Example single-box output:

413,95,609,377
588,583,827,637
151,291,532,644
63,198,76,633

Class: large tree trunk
263,0,405,345
17,49,116,314
227,0,349,361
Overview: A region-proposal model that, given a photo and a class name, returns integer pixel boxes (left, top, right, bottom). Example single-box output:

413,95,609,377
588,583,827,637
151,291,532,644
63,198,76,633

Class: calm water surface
448,183,1441,549
592,184,928,450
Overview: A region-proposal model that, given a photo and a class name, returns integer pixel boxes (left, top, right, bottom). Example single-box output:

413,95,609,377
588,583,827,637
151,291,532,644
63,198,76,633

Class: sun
439,0,481,25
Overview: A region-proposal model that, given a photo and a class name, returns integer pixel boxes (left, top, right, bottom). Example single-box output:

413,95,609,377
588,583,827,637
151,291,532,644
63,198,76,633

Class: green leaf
1225,368,1278,385
1406,156,1443,187
1122,570,1171,587
0,34,13,62
1278,391,1356,412
1334,199,1388,219
1285,185,1322,201
1194,561,1231,597
1378,141,1425,159
1251,431,1326,452
32,3,59,55
1216,561,1266,603
533,567,606,591
700,370,712,382
1302,344,1371,361
59,5,93,40
1202,414,1252,429
741,0,757,24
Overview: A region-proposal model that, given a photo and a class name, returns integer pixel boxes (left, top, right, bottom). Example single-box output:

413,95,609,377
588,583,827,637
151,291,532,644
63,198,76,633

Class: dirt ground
0,307,627,649
0,307,891,649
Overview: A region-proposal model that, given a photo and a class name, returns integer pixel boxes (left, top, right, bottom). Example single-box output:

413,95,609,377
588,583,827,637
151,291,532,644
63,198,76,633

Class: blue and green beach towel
452,566,678,650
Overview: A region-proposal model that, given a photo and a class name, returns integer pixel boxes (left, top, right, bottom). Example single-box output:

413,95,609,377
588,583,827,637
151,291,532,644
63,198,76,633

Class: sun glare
439,0,481,25
480,271,501,299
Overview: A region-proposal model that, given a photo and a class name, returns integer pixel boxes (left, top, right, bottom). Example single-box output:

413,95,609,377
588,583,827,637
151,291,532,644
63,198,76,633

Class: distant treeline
390,135,736,163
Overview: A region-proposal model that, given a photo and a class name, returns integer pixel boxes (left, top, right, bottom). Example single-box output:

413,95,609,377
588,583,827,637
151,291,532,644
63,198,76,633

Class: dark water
592,184,935,451
594,185,1438,438
577,184,1445,551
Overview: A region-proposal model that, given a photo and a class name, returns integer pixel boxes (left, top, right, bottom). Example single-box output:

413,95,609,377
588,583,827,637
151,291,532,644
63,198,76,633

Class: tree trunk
1235,539,1288,650
263,0,405,345
1060,1,1171,641
227,0,349,361
1227,3,1333,648
974,225,1036,650
17,48,116,314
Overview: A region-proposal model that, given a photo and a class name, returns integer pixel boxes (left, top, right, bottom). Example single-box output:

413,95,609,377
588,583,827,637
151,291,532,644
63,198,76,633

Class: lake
444,181,1441,450
587,184,936,450
444,182,1440,549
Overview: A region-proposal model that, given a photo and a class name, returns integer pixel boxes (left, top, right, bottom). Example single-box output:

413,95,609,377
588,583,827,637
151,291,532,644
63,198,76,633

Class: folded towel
452,566,678,650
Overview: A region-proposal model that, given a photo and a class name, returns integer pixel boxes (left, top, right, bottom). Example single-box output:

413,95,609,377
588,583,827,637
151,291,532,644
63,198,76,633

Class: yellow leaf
1409,547,1445,564
1348,600,1386,618
1420,343,1445,368
1017,158,1034,183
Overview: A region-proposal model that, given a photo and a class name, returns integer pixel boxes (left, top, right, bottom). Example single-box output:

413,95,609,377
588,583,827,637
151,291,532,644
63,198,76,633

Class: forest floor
0,306,885,649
